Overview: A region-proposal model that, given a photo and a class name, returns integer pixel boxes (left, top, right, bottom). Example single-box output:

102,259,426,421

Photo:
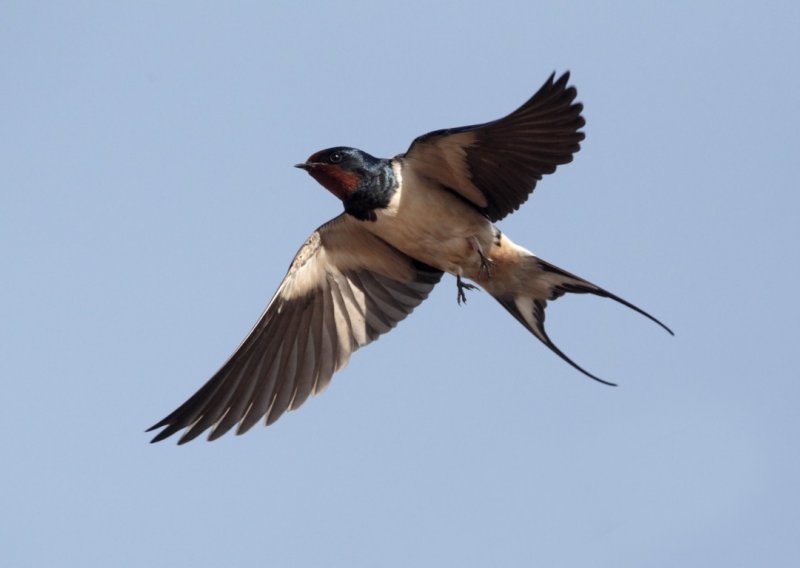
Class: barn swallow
148,71,672,444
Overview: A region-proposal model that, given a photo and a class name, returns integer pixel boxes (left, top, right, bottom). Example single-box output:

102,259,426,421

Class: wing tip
148,425,176,444
545,70,576,91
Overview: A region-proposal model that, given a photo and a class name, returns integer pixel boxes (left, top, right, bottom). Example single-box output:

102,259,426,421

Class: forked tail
491,255,673,386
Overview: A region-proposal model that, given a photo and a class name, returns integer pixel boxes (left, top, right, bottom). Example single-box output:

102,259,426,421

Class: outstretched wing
403,71,585,221
148,214,442,443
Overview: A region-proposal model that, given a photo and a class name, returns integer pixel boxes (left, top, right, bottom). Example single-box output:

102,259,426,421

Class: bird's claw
470,237,493,279
478,254,494,278
456,275,478,305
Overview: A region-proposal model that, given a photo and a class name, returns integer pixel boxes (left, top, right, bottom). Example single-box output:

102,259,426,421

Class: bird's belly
366,172,495,276
373,220,476,274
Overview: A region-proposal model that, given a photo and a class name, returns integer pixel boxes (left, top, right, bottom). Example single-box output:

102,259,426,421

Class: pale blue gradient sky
2,2,799,566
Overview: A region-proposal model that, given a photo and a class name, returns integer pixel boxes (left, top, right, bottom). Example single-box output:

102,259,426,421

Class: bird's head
295,147,383,201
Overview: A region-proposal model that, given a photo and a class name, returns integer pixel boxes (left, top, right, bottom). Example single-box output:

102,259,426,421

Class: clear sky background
2,2,799,566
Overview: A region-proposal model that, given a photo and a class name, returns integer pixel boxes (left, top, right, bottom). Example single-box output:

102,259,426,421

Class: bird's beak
294,162,320,171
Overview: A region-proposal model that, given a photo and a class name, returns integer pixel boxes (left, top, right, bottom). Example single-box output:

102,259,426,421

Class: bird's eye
329,152,343,164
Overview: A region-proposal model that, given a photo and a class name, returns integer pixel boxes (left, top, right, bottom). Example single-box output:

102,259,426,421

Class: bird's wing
148,214,442,443
402,71,585,222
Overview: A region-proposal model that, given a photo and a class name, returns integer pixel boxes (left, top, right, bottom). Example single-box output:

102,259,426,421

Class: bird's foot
456,275,478,305
478,251,494,279
469,236,493,279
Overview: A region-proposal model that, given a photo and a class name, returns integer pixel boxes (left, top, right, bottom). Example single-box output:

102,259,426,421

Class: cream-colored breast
366,159,495,275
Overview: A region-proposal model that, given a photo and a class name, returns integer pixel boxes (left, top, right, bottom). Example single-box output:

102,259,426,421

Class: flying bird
148,71,672,444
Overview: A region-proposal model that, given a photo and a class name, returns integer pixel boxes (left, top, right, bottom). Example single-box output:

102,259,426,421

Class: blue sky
2,1,799,566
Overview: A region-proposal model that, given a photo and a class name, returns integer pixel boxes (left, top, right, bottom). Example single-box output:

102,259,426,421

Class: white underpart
514,295,536,329
367,159,495,277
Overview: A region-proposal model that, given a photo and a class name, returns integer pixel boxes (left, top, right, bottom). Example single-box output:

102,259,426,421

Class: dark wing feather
148,214,442,443
403,71,585,221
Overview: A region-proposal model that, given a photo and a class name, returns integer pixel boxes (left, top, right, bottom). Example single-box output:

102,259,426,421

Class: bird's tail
484,247,673,385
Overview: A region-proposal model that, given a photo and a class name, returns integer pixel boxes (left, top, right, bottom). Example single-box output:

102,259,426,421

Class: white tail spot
514,296,536,329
